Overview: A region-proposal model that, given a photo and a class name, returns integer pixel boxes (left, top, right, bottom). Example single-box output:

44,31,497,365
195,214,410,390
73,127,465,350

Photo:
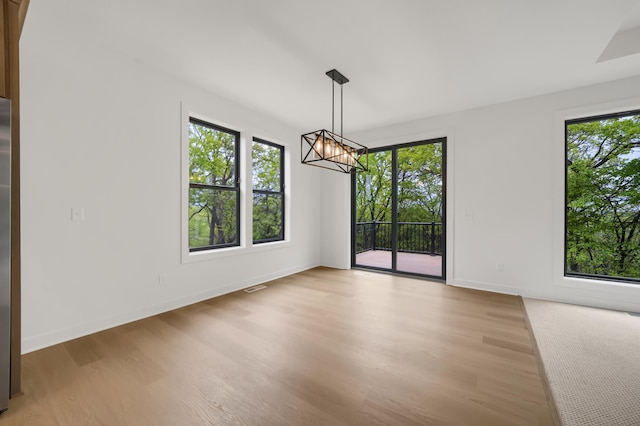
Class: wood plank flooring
1,267,554,425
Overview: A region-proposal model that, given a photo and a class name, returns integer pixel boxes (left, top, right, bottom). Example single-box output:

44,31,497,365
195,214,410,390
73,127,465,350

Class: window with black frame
252,138,284,244
188,118,240,251
565,110,640,283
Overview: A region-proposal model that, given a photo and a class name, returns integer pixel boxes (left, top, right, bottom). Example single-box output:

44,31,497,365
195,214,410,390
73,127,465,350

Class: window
565,110,640,283
252,138,284,243
188,118,240,251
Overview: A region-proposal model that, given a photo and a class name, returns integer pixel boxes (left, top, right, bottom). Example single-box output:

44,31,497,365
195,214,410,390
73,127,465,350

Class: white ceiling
34,0,640,132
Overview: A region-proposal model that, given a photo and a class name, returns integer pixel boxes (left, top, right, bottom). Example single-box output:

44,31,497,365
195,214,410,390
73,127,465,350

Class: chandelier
301,69,368,173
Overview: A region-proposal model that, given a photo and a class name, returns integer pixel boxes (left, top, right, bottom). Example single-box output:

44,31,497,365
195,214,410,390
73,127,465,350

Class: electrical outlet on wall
71,207,85,221
158,273,168,286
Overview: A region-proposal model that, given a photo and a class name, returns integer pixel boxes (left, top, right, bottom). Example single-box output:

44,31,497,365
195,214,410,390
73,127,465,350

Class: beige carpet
523,298,640,426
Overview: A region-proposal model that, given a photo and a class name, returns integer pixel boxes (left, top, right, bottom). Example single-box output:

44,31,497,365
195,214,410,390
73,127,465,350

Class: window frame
564,109,640,284
252,137,285,244
188,117,241,252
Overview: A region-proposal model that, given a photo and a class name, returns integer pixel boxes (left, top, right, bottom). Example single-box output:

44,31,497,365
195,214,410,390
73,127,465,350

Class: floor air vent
244,285,267,293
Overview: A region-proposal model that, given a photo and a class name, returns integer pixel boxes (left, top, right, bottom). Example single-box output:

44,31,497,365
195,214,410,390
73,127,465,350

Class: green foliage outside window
355,144,443,224
252,140,284,243
354,142,444,254
566,113,640,282
356,150,393,223
397,143,443,223
189,120,239,250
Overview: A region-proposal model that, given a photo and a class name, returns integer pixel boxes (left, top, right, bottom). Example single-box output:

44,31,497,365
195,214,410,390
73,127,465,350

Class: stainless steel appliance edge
0,98,11,414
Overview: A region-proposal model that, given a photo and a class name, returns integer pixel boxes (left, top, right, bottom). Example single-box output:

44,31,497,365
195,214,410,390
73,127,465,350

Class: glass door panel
354,151,393,271
396,143,444,277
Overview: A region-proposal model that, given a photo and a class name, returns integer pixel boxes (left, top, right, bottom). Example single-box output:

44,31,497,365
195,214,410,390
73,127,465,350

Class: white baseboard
22,262,320,354
452,279,640,314
451,278,521,296
519,289,640,314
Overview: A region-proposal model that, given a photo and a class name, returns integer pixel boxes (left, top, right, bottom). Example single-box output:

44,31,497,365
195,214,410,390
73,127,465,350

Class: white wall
20,4,323,353
323,75,640,313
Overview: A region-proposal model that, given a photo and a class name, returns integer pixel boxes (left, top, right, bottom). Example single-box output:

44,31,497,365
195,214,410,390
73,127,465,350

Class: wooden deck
355,250,443,277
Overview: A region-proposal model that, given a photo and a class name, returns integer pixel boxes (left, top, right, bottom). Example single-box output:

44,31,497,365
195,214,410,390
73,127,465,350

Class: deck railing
355,221,443,256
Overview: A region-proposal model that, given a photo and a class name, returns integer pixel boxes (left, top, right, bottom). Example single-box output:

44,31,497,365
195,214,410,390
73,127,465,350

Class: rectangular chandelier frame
301,129,368,173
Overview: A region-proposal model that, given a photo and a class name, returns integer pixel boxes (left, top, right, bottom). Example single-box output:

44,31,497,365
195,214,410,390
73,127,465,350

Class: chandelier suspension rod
331,79,335,134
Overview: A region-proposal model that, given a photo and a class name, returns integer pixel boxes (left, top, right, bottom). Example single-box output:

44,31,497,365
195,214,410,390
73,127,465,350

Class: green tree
354,144,444,253
252,141,283,242
566,115,640,280
355,151,393,223
189,122,238,248
397,143,443,223
355,146,443,223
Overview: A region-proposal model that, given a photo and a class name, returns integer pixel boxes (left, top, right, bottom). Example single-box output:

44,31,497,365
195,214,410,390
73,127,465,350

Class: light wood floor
2,267,554,425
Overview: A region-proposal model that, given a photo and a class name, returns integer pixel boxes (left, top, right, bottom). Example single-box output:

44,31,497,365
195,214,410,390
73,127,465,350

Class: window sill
181,239,292,264
558,275,640,297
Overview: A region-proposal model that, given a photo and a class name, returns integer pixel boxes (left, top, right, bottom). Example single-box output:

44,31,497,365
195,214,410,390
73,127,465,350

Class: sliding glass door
352,138,446,279
353,151,393,270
